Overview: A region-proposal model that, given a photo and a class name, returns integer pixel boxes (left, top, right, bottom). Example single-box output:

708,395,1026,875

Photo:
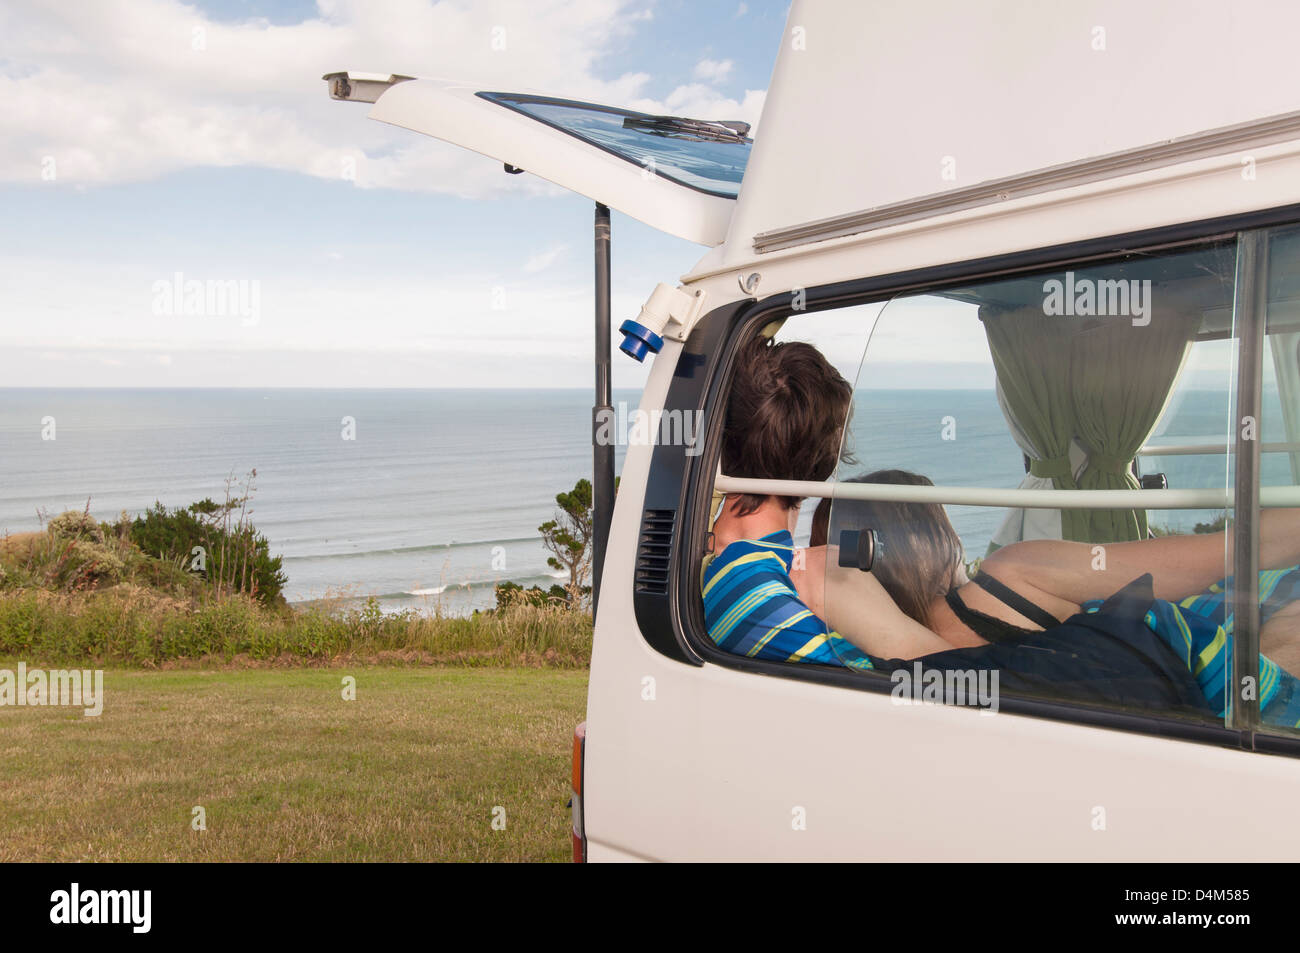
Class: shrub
62,540,126,586
1194,513,1228,535
48,509,105,544
494,581,568,610
130,498,286,607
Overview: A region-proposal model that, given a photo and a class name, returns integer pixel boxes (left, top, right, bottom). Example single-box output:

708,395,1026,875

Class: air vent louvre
634,509,676,594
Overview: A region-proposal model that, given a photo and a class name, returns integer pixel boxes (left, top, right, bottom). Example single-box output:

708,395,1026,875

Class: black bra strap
944,589,1037,644
971,571,1061,629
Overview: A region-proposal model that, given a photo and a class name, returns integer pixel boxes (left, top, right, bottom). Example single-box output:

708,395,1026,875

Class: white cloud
0,0,761,197
693,58,733,83
522,243,570,273
0,0,765,389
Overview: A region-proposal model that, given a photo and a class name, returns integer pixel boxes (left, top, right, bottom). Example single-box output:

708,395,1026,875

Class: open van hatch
322,69,746,610
322,71,751,246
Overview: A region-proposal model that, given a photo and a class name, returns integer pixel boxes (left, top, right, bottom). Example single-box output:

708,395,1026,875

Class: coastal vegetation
0,587,593,668
129,471,287,606
538,477,596,608
0,476,597,668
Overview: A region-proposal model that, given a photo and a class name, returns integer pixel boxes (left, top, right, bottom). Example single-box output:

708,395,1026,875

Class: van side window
705,235,1300,738
1254,225,1300,733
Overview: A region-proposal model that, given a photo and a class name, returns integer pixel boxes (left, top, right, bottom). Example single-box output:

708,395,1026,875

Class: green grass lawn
0,666,588,862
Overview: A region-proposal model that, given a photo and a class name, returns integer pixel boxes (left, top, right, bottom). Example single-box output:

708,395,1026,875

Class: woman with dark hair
801,468,1300,725
810,470,972,638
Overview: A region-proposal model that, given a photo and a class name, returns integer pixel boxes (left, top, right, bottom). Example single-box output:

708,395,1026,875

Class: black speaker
836,528,879,572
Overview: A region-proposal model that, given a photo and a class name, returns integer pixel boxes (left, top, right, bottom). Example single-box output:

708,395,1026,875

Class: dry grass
0,665,588,862
0,532,43,562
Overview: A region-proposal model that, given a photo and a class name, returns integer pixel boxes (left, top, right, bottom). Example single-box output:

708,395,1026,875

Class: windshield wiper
622,115,751,143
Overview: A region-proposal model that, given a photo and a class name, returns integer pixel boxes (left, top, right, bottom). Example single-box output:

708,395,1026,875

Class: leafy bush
494,581,568,610
48,509,105,544
130,497,286,607
129,501,207,565
60,540,126,586
1194,512,1228,535
2,519,135,592
1150,513,1228,538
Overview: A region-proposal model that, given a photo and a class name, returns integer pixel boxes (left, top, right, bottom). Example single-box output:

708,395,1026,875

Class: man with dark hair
702,337,948,668
719,336,852,519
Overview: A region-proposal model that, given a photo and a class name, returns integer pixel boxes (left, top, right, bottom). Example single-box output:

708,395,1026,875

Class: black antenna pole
592,203,614,619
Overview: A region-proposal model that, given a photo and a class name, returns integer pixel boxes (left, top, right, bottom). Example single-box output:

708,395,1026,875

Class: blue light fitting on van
617,283,710,363
618,319,664,362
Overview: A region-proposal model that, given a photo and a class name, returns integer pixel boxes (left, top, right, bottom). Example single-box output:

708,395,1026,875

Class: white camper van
329,0,1300,861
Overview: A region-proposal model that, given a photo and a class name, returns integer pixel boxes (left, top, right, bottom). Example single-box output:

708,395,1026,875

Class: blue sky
0,0,787,387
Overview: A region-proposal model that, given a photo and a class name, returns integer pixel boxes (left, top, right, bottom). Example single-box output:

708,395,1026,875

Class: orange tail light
571,721,587,863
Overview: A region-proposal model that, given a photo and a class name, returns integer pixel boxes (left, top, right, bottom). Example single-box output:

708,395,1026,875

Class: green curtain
1068,309,1200,541
980,306,1089,540
982,302,1198,544
1270,331,1300,483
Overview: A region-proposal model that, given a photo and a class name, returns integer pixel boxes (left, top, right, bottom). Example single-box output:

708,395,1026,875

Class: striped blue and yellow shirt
1084,565,1300,728
702,531,875,670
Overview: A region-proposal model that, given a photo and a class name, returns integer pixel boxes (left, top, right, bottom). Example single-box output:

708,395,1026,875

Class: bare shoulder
976,546,1082,624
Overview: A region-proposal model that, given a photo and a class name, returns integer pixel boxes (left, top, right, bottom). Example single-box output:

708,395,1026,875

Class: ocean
0,387,1289,614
